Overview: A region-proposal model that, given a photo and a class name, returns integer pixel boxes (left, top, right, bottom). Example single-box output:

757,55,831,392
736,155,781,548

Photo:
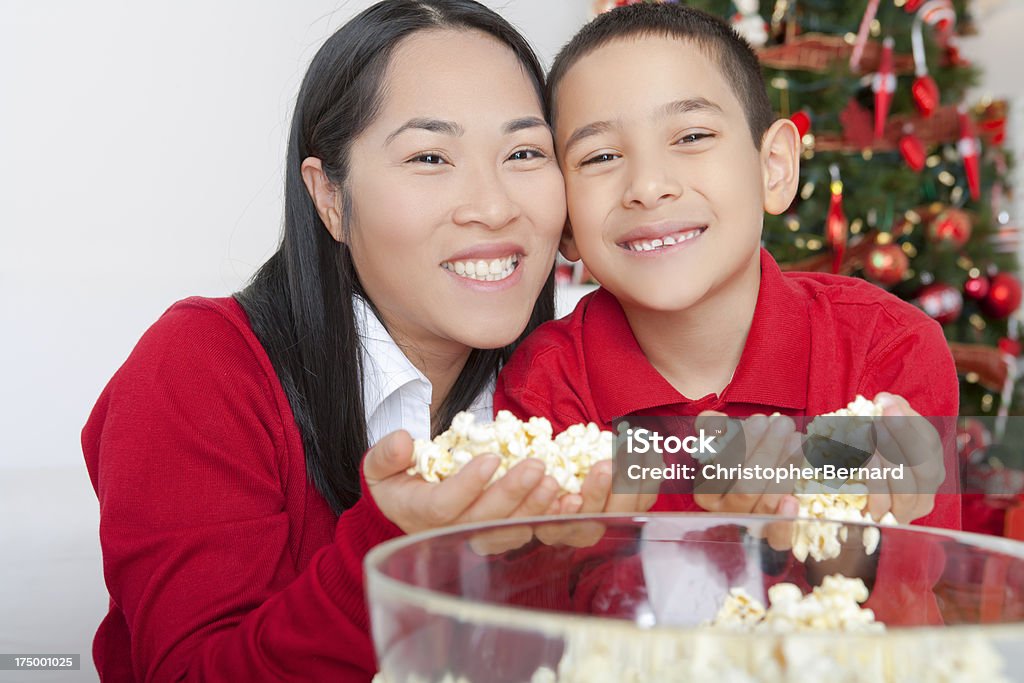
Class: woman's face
344,29,565,357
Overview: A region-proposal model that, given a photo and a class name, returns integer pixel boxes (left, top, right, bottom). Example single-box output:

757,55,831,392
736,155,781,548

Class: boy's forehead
554,34,738,133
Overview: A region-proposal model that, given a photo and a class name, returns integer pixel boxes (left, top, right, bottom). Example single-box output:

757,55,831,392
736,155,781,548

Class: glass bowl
366,514,1024,682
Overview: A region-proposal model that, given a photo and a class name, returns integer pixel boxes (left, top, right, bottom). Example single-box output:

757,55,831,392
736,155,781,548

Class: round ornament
863,244,909,286
981,272,1023,319
964,275,990,300
914,282,963,324
928,208,972,248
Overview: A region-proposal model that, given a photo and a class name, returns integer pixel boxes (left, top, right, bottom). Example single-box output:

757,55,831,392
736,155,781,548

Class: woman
83,2,573,680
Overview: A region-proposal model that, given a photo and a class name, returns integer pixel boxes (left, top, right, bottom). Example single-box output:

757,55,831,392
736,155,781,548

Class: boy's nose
622,162,682,210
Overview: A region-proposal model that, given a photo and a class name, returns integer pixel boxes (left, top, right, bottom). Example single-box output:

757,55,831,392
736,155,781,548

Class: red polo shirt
495,249,960,530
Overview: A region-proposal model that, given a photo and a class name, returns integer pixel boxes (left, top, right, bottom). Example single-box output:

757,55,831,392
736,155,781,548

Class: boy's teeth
441,255,519,281
626,228,704,252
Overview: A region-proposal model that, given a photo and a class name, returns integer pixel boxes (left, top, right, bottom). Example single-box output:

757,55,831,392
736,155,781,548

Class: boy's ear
760,118,801,216
559,218,581,262
300,157,346,242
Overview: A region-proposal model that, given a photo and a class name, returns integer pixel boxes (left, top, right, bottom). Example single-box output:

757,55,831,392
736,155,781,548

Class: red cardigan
82,297,402,682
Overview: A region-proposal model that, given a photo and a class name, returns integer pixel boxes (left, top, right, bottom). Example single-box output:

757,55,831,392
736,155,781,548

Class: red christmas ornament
999,337,1022,358
982,272,1023,319
958,107,982,201
912,76,940,117
914,282,963,325
790,110,812,138
826,165,848,275
899,132,927,172
928,208,972,248
957,418,991,465
964,275,990,300
863,244,909,286
872,36,896,139
903,0,926,12
911,6,942,116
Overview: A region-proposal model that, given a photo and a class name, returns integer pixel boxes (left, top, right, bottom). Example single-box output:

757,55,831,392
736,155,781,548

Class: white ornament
731,0,769,48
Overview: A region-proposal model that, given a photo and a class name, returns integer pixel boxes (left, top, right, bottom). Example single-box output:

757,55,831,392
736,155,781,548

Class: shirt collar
354,296,495,429
354,296,430,420
584,248,810,422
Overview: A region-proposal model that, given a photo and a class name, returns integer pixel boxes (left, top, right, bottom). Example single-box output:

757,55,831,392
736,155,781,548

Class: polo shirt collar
584,248,810,423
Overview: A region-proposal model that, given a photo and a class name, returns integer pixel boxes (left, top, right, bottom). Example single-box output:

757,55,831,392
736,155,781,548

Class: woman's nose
452,170,521,230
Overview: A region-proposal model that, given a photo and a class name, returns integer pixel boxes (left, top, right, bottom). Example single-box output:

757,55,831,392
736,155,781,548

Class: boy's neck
621,252,761,401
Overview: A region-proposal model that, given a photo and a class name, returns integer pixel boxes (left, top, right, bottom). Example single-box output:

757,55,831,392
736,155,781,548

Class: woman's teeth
624,227,706,252
441,255,519,281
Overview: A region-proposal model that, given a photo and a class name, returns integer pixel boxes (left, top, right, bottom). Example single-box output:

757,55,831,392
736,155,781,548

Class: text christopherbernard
621,427,905,484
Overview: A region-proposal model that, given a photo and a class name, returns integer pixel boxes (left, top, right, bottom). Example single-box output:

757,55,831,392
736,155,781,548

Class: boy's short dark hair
547,3,775,149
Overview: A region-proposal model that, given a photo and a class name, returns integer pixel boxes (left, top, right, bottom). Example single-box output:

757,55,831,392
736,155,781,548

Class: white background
0,0,1021,680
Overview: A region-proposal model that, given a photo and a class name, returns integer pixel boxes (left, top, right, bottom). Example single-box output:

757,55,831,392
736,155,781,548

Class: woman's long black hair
235,0,556,515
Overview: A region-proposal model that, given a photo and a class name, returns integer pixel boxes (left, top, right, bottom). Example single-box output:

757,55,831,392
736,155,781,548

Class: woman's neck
386,326,472,430
622,255,761,401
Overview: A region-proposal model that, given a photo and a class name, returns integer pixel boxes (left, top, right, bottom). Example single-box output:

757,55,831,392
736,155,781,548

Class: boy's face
555,35,795,315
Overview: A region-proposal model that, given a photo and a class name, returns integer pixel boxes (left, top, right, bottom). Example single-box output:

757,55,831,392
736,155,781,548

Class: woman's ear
300,157,346,242
559,219,581,262
760,118,801,216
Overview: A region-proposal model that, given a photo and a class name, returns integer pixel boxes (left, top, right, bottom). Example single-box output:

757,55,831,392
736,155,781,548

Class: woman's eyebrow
385,117,464,144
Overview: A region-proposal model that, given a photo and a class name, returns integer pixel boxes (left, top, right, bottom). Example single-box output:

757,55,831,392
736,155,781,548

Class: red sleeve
858,318,961,530
84,302,402,682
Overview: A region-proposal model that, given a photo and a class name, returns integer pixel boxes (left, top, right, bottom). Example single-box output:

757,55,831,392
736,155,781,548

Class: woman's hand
363,430,563,535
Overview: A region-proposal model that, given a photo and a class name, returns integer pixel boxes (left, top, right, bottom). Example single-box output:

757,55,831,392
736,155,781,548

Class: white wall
0,0,587,471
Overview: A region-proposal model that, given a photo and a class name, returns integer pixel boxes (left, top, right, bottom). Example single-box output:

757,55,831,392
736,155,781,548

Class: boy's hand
363,430,563,536
693,411,804,516
863,392,945,524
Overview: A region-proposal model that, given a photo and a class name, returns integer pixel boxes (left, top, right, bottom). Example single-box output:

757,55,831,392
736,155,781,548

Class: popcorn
706,587,767,630
709,575,882,634
791,395,897,562
408,410,613,494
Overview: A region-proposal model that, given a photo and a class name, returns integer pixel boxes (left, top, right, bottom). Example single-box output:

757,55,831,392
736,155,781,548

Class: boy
495,3,959,530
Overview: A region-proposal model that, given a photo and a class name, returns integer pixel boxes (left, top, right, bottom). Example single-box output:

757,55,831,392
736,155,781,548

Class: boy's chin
615,283,712,316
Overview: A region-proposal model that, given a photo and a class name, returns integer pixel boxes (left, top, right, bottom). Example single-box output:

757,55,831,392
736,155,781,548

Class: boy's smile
553,35,797,320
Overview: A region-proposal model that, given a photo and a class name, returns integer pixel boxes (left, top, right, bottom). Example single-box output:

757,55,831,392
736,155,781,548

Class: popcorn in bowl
408,410,613,495
709,575,882,633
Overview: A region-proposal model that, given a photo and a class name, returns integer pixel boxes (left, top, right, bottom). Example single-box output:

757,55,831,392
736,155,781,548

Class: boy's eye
507,148,547,162
675,132,714,145
580,152,620,166
408,152,449,165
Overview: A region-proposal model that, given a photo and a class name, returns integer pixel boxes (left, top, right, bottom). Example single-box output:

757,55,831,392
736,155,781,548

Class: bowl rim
364,512,1024,639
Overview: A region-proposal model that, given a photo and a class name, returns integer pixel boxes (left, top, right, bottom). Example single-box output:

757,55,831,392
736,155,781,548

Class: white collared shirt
354,296,494,447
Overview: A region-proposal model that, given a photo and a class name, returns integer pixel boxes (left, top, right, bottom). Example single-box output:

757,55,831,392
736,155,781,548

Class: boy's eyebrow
386,117,464,144
563,121,614,155
503,116,549,135
562,97,725,155
659,97,724,118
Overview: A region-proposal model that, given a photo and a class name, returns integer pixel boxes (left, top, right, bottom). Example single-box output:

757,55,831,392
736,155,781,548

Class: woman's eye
409,153,448,165
580,152,619,166
676,132,714,145
508,148,546,162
